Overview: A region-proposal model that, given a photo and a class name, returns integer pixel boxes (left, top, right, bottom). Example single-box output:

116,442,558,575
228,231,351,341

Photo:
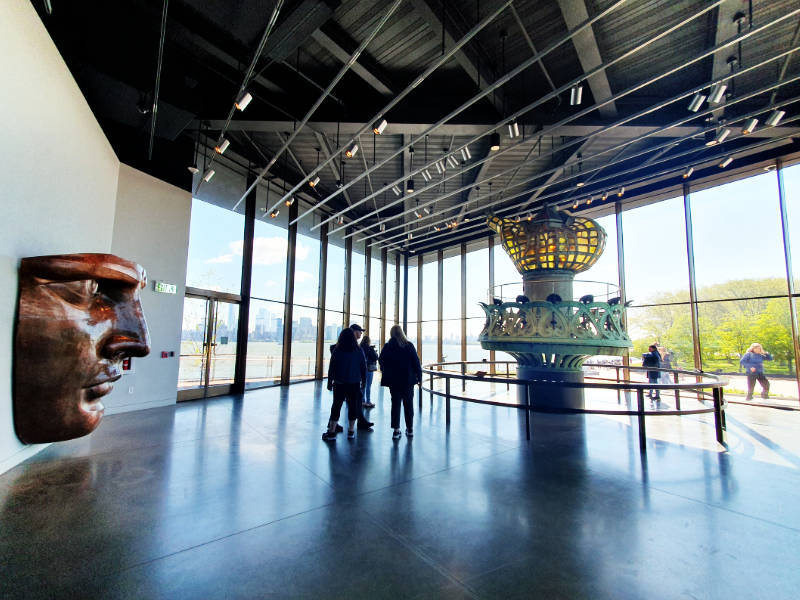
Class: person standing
379,325,422,439
642,344,661,401
659,347,673,385
322,328,366,441
740,342,773,400
360,335,379,409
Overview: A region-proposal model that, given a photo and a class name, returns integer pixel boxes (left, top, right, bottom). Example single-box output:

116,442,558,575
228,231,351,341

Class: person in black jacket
360,335,379,409
642,344,661,401
379,325,422,439
323,328,366,441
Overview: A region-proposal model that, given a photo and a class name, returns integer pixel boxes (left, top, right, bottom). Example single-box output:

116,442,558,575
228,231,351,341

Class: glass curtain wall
290,211,320,381
466,246,490,364
442,252,461,363
421,256,438,365
407,262,418,347
324,227,346,374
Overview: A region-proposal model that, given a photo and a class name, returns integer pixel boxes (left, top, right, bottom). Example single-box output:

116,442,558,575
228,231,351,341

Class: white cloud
295,270,313,283
207,236,309,266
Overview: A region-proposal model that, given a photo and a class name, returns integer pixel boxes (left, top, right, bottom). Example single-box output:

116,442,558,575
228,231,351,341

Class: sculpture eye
46,280,99,306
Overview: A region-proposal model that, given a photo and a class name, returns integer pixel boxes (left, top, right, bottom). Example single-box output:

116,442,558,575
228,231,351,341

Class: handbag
367,361,378,372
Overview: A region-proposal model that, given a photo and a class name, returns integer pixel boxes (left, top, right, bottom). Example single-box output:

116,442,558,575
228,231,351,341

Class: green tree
755,298,795,373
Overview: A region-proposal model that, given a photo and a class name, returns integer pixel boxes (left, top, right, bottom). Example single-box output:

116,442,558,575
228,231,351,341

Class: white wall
107,165,191,413
0,0,121,472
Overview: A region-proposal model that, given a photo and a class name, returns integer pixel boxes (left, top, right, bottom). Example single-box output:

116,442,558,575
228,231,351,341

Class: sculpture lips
84,372,121,400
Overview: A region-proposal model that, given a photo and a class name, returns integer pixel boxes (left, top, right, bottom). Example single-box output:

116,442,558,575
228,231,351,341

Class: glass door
178,293,239,400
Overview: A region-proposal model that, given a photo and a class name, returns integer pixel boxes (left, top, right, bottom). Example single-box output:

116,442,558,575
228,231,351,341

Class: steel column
615,200,630,375
280,199,299,384
394,253,401,325
683,182,703,371
343,236,352,326
417,255,423,361
232,171,257,393
402,254,409,330
460,243,467,363
437,249,444,364
315,222,328,380
488,235,496,373
380,248,388,347
364,245,371,325
776,159,800,406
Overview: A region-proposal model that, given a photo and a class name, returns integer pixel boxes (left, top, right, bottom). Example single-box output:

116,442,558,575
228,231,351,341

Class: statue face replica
14,254,151,444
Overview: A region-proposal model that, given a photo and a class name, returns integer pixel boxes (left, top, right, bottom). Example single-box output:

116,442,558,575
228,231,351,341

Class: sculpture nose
100,298,151,359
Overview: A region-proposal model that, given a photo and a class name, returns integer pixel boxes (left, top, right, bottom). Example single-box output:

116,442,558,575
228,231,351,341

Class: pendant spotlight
741,118,758,135
372,119,388,135
391,185,401,196
507,121,520,138
202,168,215,182
708,82,727,104
214,138,230,154
406,179,415,194
705,127,731,146
235,91,253,111
489,132,500,152
765,110,786,127
687,93,706,112
460,146,472,161
569,84,583,106
309,176,320,188
345,144,359,158
683,166,694,179
719,156,733,168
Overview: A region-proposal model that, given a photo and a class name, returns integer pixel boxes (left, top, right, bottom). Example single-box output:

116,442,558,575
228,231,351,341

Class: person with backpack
322,328,366,441
379,325,422,439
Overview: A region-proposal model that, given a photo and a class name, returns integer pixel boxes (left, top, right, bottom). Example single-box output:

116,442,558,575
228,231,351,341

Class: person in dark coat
360,335,379,408
642,344,661,400
328,324,373,432
740,342,773,400
323,328,366,441
379,325,422,439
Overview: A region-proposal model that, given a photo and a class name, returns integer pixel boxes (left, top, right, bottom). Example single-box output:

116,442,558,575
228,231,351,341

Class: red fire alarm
161,351,168,358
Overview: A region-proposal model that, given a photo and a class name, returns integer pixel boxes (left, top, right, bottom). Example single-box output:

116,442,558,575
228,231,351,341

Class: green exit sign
154,281,177,294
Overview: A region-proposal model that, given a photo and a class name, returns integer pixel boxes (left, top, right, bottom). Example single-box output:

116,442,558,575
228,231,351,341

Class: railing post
506,362,510,391
673,371,681,410
713,386,727,447
461,363,466,392
429,371,433,402
445,376,451,428
637,388,647,453
525,383,531,441
616,365,621,404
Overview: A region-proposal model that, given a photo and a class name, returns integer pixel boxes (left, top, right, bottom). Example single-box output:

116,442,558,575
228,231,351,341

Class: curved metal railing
419,360,729,452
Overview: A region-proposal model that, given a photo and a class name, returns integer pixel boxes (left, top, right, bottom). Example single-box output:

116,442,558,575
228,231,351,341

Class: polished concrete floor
2,382,800,599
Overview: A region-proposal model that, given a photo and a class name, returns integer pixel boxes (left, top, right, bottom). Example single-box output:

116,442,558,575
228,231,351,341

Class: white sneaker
405,428,413,437
392,429,401,440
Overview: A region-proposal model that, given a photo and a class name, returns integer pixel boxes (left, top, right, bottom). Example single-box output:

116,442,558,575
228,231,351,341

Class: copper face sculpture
14,254,151,444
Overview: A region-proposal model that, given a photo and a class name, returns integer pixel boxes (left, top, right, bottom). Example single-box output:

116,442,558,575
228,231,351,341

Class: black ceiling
33,0,800,254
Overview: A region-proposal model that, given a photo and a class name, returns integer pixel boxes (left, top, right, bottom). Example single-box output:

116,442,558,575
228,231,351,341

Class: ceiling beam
205,120,747,138
556,0,617,119
407,0,505,116
709,1,744,122
311,27,394,96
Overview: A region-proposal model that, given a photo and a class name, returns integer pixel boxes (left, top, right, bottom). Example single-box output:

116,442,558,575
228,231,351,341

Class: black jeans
330,383,362,424
389,384,414,429
746,372,770,399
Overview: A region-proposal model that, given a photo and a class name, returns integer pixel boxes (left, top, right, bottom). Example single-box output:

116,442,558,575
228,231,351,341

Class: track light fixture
188,164,199,174
337,216,344,225
345,144,359,158
489,132,500,152
285,196,295,207
309,175,320,188
436,160,445,174
576,182,584,188
765,110,786,127
447,155,459,169
708,82,727,104
461,146,471,161
617,186,625,197
408,232,413,240
373,119,388,135
414,210,422,219
406,179,415,194
569,84,583,106
741,118,758,135
380,223,386,232
235,91,252,111
270,210,279,218
423,207,430,215
586,196,593,205
719,156,733,168
687,93,706,112
601,191,608,201
526,213,533,221
202,168,215,182
515,215,521,223
391,185,401,196
507,121,520,138
434,225,441,232
683,166,694,179
572,200,579,209
705,127,731,146
214,138,230,154
422,169,432,182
